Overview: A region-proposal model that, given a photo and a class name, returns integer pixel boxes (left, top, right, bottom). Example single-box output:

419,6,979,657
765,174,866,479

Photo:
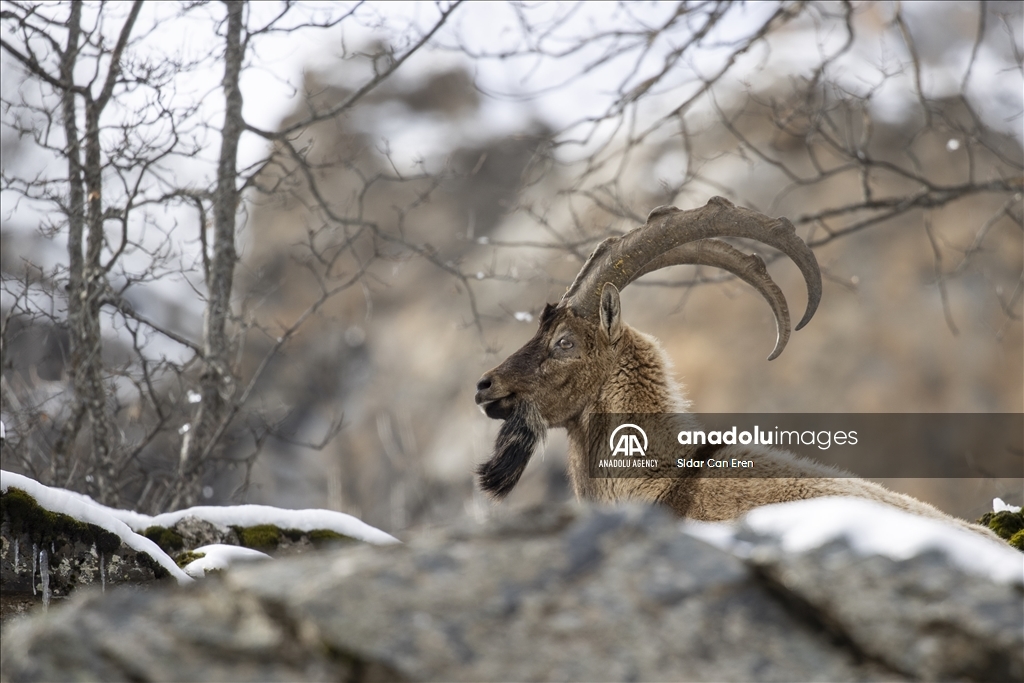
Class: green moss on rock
95,529,122,554
977,509,1024,540
977,509,1024,553
134,550,171,579
174,550,207,568
307,529,355,546
234,524,281,550
143,526,184,553
229,524,356,549
1,487,119,552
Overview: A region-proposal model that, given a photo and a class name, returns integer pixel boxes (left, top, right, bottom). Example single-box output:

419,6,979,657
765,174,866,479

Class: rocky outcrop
0,487,174,621
3,502,1020,682
745,537,1022,682
0,483,368,623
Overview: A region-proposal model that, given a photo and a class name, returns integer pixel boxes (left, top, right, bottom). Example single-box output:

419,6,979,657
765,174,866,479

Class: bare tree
458,2,1021,288
172,0,245,508
1,0,464,511
3,1,146,503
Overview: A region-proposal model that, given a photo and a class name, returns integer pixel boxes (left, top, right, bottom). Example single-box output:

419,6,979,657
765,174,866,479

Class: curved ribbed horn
559,196,821,358
633,240,792,359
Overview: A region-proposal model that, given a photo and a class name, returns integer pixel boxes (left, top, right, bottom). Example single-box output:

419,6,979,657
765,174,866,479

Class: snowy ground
684,496,1024,585
181,545,272,578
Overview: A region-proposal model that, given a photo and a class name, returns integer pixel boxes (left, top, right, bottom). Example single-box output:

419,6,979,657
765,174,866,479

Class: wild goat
475,197,995,537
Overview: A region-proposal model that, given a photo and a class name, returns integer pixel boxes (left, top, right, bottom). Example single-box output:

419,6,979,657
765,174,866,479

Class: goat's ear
599,283,622,344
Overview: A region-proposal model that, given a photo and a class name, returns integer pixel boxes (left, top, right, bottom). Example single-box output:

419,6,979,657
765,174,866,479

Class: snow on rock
3,467,399,594
22,482,155,530
994,497,1022,513
737,496,1023,585
1,470,193,585
680,518,741,553
183,544,271,578
2,469,399,546
3,468,400,591
146,505,400,546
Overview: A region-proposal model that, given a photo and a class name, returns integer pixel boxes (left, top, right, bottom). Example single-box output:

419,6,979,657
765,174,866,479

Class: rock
744,537,1024,682
1,490,175,621
0,583,355,683
4,502,1021,682
169,516,239,550
0,487,367,622
2,504,903,682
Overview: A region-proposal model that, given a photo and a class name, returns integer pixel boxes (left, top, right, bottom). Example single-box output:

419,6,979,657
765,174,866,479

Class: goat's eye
556,337,574,350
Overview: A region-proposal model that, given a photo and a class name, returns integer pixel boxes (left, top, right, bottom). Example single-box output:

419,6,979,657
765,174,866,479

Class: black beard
476,401,546,499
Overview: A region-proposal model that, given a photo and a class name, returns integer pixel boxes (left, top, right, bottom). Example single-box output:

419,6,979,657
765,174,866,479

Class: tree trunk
54,2,112,500
178,0,245,505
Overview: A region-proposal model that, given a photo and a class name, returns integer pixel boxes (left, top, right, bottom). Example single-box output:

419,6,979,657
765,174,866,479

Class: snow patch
2,470,399,587
183,544,271,578
680,519,741,553
683,497,1023,585
146,505,400,546
2,469,399,546
993,497,1022,513
3,469,398,589
740,497,1023,585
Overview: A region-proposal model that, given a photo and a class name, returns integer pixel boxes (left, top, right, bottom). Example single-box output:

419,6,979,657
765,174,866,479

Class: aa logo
609,423,648,457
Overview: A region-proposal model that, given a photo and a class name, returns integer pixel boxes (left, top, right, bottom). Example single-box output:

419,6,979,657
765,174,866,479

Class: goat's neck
564,326,687,499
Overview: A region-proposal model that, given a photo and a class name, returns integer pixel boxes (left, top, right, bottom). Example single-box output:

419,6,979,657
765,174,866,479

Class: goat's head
474,196,822,498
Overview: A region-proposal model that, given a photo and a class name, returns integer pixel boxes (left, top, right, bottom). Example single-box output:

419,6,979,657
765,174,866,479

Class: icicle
99,551,106,592
13,538,19,571
31,543,37,596
39,548,50,609
91,543,102,591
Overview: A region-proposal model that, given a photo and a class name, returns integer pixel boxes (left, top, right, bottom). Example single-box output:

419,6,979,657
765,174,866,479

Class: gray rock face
0,493,360,623
0,526,166,606
2,503,1020,682
169,516,240,549
0,488,185,622
746,539,1024,682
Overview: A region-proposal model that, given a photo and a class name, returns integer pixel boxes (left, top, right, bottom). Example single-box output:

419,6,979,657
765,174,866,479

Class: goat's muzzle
475,374,514,420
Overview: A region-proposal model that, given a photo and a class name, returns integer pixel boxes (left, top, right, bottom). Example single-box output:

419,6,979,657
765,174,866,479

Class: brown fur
477,288,998,540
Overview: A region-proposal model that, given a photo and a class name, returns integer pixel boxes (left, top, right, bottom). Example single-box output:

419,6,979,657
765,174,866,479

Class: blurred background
2,1,1021,532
